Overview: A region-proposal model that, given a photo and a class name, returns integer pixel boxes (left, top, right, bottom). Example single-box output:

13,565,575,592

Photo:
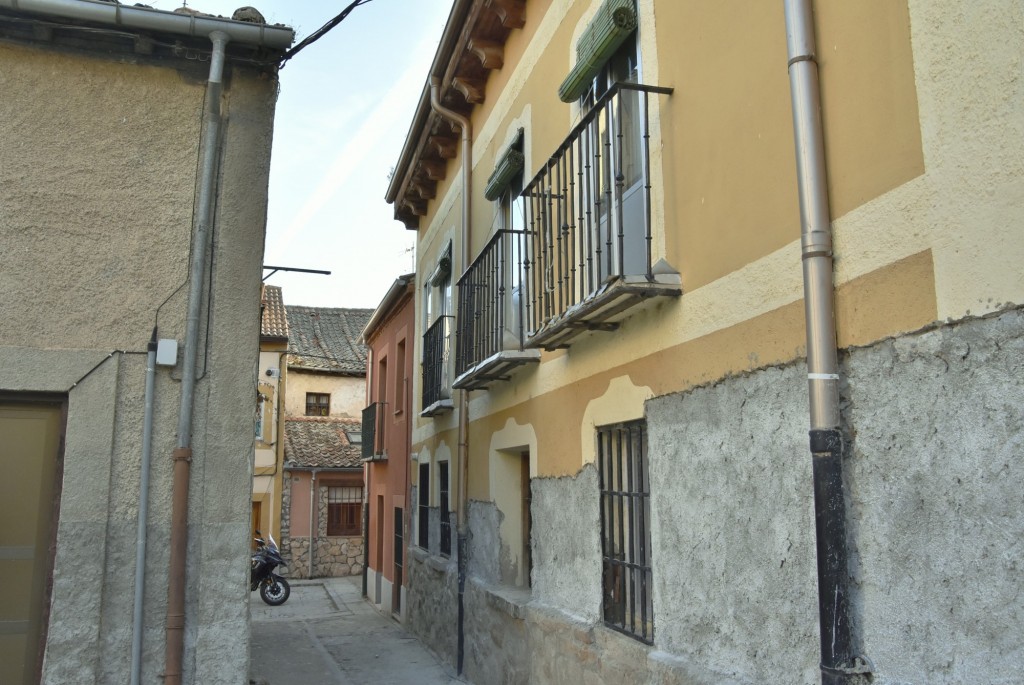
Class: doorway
1,400,64,685
393,506,403,616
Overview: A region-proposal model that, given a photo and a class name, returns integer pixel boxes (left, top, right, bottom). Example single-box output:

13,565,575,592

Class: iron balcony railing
361,401,385,459
522,82,673,339
455,229,530,377
422,315,453,410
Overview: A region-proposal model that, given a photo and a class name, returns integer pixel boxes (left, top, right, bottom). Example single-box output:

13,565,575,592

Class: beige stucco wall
284,370,365,418
0,40,280,684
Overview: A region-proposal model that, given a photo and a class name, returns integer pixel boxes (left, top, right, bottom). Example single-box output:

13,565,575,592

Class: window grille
418,463,430,549
598,419,653,643
439,461,451,557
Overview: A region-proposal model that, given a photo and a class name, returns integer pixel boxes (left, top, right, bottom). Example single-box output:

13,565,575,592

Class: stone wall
278,482,364,579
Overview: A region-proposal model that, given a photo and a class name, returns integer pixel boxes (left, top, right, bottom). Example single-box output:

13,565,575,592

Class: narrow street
250,576,466,685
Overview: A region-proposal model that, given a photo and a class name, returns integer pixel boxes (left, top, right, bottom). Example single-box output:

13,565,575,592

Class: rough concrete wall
644,308,1024,684
468,499,503,585
530,465,603,622
646,363,820,684
844,309,1024,684
0,42,279,685
463,580,530,685
405,549,459,667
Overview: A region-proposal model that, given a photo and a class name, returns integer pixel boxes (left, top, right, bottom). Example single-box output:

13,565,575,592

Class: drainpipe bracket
801,230,833,259
172,447,193,463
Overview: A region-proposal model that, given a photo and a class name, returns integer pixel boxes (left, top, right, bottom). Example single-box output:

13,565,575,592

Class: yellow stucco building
387,1,1023,683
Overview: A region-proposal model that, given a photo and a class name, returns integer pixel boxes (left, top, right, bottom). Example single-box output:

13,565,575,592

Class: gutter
385,0,473,208
0,0,294,48
783,2,870,682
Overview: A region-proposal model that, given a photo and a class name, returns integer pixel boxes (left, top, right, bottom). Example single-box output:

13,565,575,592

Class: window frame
326,485,362,537
305,392,330,417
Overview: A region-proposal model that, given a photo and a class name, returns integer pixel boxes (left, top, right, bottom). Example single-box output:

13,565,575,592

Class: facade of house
279,306,373,578
281,416,366,578
0,4,292,684
361,274,417,618
386,1,1023,684
254,285,289,544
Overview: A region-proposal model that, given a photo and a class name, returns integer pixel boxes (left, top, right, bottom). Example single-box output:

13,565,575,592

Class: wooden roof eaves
388,0,525,232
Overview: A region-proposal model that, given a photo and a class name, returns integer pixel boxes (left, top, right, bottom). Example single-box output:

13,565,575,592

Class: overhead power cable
278,0,376,68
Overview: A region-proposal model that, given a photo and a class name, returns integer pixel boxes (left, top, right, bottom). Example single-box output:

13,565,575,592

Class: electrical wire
278,0,376,68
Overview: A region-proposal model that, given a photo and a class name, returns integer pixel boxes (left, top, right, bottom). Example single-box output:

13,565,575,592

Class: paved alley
250,576,466,685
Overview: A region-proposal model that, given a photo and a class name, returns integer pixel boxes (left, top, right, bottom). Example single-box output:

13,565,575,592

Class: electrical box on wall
156,339,178,367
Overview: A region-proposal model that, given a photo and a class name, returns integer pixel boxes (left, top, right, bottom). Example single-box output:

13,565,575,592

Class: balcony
421,315,454,416
453,229,541,391
522,82,680,351
361,402,385,461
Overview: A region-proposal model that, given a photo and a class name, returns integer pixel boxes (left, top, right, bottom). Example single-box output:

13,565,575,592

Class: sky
155,1,453,310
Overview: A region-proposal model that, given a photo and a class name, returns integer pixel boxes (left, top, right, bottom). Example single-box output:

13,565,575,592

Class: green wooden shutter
557,0,637,103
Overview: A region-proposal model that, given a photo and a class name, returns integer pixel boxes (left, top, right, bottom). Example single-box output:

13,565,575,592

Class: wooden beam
468,38,504,70
429,136,458,159
404,199,428,216
420,160,447,181
452,75,485,104
485,0,526,29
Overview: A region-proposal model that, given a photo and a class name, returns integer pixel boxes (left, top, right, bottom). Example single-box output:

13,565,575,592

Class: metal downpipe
130,329,158,685
164,30,229,685
783,2,866,683
429,76,472,676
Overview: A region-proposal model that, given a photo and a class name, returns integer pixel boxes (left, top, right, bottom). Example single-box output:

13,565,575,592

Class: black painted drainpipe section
457,532,467,674
810,428,854,684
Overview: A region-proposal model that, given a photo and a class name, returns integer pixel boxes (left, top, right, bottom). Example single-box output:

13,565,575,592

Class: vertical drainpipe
309,468,319,578
164,29,229,685
130,329,158,685
783,2,868,683
429,76,472,676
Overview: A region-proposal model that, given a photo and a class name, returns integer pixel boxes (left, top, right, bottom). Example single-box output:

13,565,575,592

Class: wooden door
1,402,62,685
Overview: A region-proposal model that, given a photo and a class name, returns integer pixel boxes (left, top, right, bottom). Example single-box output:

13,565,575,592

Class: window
395,339,406,414
422,248,454,412
418,462,430,549
305,392,330,416
439,461,451,557
255,392,266,439
327,486,362,536
584,32,647,280
598,419,653,643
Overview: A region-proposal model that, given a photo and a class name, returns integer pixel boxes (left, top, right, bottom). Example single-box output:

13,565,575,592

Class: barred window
439,461,451,557
327,486,361,536
418,463,430,549
598,419,653,643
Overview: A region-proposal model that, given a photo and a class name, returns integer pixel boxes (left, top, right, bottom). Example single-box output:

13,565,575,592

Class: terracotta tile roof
260,285,289,342
283,417,363,469
286,306,372,375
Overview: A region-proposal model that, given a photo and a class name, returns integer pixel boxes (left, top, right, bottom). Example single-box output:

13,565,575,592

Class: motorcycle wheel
259,576,290,606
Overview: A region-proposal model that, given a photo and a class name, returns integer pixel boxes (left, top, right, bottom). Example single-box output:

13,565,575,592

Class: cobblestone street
250,576,467,685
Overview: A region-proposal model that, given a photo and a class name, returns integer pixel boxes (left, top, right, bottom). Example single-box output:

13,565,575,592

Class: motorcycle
251,531,290,606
